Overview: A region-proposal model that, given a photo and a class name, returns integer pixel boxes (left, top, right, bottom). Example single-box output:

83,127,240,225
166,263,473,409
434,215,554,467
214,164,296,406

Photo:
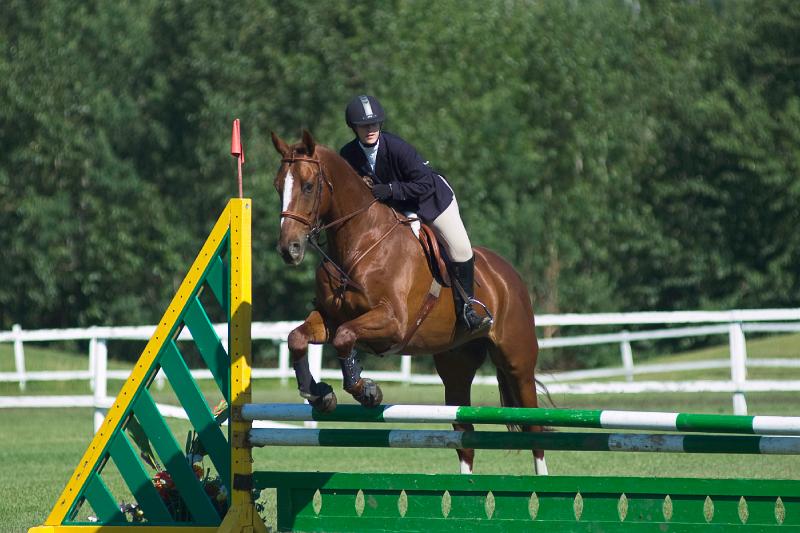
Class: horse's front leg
332,305,401,408
287,310,337,412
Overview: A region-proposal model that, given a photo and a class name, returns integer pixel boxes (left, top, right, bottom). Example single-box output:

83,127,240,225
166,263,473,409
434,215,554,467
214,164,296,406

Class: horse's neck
324,164,406,265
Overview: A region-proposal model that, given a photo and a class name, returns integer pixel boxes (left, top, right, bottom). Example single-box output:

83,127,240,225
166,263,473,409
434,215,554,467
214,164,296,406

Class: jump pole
242,403,800,435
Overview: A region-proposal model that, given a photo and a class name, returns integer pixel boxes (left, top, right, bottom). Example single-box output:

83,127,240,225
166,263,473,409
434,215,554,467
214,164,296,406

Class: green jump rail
242,403,800,435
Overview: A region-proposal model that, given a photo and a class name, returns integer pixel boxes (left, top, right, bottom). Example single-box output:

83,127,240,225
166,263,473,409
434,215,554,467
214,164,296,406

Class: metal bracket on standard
233,473,253,491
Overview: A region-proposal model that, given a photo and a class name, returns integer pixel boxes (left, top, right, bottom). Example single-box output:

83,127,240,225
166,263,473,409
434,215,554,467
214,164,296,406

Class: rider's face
355,122,381,145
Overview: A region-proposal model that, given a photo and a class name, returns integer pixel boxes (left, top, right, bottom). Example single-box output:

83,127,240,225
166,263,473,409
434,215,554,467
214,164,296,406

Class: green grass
6,385,800,532
3,333,800,531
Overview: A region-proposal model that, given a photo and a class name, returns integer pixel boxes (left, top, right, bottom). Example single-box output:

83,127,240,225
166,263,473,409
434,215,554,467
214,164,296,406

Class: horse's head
271,129,333,265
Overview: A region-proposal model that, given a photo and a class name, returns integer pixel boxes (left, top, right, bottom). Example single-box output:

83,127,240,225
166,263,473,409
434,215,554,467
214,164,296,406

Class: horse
271,130,548,475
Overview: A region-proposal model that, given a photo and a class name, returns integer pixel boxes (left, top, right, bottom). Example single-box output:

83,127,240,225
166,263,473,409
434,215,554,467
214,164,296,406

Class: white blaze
281,169,294,228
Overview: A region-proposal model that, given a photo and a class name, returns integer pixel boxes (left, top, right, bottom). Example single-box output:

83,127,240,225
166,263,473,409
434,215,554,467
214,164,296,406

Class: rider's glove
371,183,392,201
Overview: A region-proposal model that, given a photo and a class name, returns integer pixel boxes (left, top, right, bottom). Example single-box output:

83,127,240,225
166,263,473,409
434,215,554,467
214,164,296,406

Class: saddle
417,223,452,287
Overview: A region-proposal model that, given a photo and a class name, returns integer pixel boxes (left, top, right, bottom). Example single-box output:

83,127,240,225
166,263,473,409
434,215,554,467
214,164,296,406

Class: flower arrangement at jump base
116,400,229,523
117,459,227,522
129,450,228,522
89,426,229,523
131,397,230,522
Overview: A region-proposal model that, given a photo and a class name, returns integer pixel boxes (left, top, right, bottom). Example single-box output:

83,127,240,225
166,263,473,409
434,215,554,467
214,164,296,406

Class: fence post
12,324,26,391
88,331,96,392
92,338,108,432
728,322,748,415
279,341,290,385
620,330,634,382
401,355,412,384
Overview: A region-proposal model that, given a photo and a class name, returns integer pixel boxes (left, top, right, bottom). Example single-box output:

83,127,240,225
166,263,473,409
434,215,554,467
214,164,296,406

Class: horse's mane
317,143,362,181
298,141,373,196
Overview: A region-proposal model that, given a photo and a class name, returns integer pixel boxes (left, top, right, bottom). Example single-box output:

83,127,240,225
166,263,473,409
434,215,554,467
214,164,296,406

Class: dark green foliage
0,1,797,369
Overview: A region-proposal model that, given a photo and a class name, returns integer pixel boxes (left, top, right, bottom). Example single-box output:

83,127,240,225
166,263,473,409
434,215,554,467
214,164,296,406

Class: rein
280,153,410,297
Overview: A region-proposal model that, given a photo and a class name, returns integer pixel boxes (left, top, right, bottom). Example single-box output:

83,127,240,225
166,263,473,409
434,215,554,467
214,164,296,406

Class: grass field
2,334,799,532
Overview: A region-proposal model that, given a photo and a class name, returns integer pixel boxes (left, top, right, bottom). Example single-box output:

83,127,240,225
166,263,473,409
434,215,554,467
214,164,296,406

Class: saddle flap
418,223,452,287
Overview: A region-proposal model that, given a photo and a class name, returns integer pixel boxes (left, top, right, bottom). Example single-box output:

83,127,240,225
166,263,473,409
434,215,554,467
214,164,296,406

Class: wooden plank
183,297,229,399
205,254,228,311
160,340,230,491
134,389,219,524
82,473,125,524
108,433,173,523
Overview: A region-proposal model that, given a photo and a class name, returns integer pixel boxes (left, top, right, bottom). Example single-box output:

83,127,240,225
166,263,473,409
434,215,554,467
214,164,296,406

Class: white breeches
429,197,473,263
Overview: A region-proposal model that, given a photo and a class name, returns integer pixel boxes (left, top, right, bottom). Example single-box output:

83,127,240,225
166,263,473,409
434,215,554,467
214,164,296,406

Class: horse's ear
301,129,316,156
271,131,290,157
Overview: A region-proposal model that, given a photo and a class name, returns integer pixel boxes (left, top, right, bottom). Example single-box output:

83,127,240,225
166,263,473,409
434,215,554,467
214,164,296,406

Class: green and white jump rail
242,403,800,435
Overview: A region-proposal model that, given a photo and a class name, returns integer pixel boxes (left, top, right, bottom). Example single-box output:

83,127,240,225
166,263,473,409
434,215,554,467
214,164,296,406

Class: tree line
1,1,798,368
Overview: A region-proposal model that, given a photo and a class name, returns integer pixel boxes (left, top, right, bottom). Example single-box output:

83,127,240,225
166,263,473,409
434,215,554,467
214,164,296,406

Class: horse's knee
288,328,309,355
332,327,357,355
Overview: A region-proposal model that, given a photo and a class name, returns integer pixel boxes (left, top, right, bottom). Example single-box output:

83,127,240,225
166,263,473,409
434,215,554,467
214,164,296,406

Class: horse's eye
302,182,314,194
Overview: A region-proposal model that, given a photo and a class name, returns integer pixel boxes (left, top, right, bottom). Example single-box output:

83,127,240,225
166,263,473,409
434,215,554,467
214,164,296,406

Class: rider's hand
372,183,392,201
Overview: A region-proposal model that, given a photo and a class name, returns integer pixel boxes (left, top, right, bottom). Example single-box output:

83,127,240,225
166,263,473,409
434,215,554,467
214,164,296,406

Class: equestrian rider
340,94,491,332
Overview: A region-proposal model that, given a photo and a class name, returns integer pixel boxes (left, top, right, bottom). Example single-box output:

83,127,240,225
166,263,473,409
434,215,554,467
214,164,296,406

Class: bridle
279,152,396,295
279,152,380,238
278,153,333,229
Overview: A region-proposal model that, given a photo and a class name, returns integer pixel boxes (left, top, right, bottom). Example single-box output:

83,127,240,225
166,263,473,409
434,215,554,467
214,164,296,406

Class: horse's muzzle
279,240,306,265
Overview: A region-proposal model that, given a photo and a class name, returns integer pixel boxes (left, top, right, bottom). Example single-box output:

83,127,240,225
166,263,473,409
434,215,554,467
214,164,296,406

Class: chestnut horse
271,130,547,475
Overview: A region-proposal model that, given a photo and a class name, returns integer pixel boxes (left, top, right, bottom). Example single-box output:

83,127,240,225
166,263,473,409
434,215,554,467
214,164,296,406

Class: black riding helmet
345,95,385,128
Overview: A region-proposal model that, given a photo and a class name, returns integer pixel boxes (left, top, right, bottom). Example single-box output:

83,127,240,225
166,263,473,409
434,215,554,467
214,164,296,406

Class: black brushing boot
451,257,493,332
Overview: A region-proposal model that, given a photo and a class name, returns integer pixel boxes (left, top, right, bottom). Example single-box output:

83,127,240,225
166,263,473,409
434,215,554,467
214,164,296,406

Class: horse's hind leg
488,337,549,475
433,340,488,474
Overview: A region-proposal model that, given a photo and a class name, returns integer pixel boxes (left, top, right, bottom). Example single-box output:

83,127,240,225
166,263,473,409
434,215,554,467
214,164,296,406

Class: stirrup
463,297,494,328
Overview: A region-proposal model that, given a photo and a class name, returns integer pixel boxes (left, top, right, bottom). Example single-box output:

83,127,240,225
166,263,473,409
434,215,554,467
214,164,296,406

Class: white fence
2,309,800,430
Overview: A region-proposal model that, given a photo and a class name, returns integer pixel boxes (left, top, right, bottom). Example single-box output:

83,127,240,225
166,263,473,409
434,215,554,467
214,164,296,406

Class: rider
340,94,491,332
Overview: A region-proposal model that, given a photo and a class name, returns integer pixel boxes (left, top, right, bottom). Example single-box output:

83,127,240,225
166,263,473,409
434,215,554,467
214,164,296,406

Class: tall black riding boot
451,258,493,332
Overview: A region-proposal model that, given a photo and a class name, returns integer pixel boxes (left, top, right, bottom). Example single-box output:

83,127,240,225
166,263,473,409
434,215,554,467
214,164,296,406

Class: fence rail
2,309,800,429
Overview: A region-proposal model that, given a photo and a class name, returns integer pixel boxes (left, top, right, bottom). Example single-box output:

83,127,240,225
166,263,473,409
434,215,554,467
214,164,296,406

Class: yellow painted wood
43,203,233,526
29,527,218,533
224,199,266,532
217,504,268,533
229,199,253,501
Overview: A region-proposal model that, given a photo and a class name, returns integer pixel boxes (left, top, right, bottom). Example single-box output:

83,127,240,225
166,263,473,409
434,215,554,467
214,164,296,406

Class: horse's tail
496,370,522,432
497,370,555,433
536,377,556,408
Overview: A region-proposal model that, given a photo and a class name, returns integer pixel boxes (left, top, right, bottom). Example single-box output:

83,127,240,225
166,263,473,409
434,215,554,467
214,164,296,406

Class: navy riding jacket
339,132,454,221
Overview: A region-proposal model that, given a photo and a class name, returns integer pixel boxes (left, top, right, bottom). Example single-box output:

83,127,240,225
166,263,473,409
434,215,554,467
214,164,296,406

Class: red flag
231,119,245,198
231,119,245,164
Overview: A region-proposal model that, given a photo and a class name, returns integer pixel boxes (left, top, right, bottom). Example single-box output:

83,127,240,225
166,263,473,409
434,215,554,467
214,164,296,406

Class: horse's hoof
352,378,383,408
309,382,337,413
312,392,337,412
